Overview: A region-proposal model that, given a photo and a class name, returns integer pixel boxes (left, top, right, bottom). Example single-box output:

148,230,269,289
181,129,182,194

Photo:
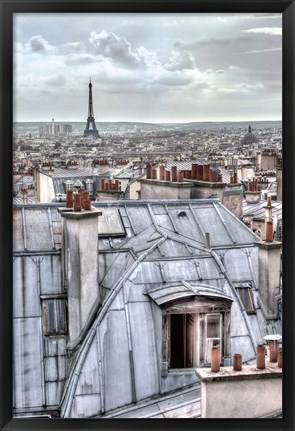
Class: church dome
242,125,258,145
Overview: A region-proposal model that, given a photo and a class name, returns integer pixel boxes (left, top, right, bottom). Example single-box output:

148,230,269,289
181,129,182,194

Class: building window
42,298,68,336
163,311,224,369
169,313,194,368
65,181,74,192
235,284,256,314
204,313,222,365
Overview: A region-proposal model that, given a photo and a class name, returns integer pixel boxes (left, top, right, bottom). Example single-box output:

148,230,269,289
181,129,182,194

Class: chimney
151,169,157,179
146,163,152,179
171,166,177,182
257,227,281,319
165,170,171,181
21,188,28,204
59,205,101,349
66,191,73,208
192,163,198,180
159,165,165,181
197,165,203,180
178,172,183,182
203,165,210,181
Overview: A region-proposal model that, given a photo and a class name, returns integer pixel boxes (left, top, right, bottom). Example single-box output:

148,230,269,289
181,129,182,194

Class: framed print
1,1,295,431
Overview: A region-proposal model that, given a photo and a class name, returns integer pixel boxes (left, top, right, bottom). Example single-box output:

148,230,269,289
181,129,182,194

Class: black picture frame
1,1,294,430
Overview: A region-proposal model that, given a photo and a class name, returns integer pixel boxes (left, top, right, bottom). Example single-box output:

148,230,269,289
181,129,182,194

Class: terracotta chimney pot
159,165,165,181
265,221,273,243
171,166,177,182
269,340,278,362
146,163,152,179
66,191,73,208
277,350,282,368
256,345,266,369
73,193,82,212
233,353,242,371
192,163,198,179
203,165,210,181
211,347,220,372
197,165,203,180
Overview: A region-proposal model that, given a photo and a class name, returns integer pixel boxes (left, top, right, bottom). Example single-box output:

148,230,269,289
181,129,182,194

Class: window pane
207,314,220,338
236,288,256,313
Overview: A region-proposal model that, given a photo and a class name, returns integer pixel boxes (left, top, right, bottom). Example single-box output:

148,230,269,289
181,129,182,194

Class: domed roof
242,125,258,144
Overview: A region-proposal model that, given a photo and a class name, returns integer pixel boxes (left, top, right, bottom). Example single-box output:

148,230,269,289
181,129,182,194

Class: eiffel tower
83,78,99,137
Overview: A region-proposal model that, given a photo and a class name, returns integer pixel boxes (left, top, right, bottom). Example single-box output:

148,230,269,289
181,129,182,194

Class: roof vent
177,210,187,217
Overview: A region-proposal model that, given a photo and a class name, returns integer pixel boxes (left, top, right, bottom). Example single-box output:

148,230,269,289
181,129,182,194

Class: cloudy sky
14,13,282,123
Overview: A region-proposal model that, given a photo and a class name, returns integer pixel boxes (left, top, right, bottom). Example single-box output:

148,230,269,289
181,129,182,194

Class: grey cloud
164,49,196,71
89,30,141,68
58,41,86,55
29,35,54,52
155,72,195,87
65,54,99,65
45,74,67,87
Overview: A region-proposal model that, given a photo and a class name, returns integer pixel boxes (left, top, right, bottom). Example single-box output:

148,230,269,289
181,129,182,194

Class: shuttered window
235,283,256,314
42,299,68,336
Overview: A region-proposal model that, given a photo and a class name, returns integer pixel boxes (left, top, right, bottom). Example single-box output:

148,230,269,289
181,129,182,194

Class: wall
222,191,243,218
197,367,282,418
38,172,55,203
140,180,193,200
191,182,225,201
258,242,281,319
261,154,277,171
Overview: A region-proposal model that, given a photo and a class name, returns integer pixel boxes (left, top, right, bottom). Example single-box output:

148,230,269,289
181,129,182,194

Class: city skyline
14,13,282,123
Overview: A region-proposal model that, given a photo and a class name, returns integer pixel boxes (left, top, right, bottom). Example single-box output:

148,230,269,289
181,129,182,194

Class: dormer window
65,180,74,192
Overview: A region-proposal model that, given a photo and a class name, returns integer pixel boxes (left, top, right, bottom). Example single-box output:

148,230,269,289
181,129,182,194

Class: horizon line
14,119,283,124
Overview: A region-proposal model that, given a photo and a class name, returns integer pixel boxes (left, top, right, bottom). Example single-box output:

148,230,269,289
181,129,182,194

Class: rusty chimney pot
277,350,282,368
197,165,203,180
159,165,165,181
105,183,109,190
233,353,242,371
186,170,192,179
73,193,82,212
256,345,266,369
115,179,119,190
81,191,89,209
178,172,183,182
211,347,221,372
171,166,177,182
146,163,152,179
151,169,157,180
192,163,198,179
265,221,274,242
203,165,210,181
66,191,73,208
84,198,91,211
100,178,105,190
269,340,278,362
165,170,171,181
267,195,272,207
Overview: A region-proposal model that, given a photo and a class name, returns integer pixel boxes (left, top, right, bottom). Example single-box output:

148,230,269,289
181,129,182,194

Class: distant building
83,79,99,138
242,125,258,146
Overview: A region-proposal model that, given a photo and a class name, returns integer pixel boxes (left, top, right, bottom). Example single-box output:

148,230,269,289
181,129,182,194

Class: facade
13,199,282,418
